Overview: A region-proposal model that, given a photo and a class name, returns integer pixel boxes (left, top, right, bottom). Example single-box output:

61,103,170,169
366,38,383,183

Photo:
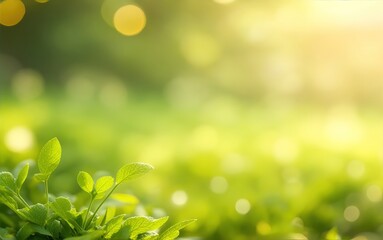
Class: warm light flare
0,0,25,26
113,5,146,36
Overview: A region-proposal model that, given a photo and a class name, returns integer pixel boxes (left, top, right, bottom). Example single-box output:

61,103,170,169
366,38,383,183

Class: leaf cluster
0,138,196,240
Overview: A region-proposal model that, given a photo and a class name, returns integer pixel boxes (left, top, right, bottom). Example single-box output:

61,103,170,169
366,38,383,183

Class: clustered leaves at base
0,138,196,240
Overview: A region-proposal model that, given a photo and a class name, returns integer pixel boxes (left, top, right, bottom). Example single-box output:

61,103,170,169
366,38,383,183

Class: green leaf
123,216,169,239
34,173,49,182
51,197,83,231
0,227,16,240
0,172,17,193
95,176,114,194
46,219,62,240
158,219,197,240
116,163,154,185
16,164,29,191
64,230,104,240
104,215,124,239
137,231,159,240
16,222,52,240
0,193,18,211
37,137,62,176
18,204,48,226
77,171,94,193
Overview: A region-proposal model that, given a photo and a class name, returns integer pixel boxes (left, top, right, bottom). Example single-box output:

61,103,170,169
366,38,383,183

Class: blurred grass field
2,0,383,239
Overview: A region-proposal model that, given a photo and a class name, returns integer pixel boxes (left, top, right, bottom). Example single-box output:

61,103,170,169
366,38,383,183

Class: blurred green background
2,0,383,239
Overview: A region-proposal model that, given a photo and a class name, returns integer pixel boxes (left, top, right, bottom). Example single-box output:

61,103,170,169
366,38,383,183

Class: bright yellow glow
5,126,34,152
256,221,271,235
113,5,146,36
344,205,360,222
0,0,25,27
214,0,235,4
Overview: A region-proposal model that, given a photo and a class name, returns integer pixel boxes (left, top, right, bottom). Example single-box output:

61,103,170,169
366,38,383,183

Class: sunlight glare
5,127,34,152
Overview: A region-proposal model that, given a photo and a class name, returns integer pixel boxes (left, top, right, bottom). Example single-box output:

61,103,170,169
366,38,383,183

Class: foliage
0,138,196,240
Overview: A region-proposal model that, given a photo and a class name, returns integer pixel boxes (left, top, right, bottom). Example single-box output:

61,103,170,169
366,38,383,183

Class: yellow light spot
5,127,34,152
366,185,382,202
214,0,235,4
235,198,251,215
35,0,49,3
256,221,271,235
210,176,228,194
344,205,360,222
113,5,146,36
171,190,188,206
0,0,25,27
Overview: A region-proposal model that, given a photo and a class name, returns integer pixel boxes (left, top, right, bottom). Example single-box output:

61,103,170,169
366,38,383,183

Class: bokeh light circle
113,5,146,36
344,205,360,222
0,0,25,27
5,126,34,152
235,198,251,215
171,190,188,206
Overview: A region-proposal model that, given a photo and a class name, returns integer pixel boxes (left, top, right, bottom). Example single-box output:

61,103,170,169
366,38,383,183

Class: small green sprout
0,138,196,240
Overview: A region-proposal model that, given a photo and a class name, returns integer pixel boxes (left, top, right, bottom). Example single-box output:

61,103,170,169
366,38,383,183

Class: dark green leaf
51,197,83,231
18,204,47,226
16,222,52,240
0,172,17,193
64,230,104,240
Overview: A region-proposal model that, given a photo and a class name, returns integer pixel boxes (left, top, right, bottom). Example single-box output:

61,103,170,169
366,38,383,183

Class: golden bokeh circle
0,0,26,26
113,4,146,36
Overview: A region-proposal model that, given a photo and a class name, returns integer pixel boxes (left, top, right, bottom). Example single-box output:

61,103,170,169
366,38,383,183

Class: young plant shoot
0,138,196,240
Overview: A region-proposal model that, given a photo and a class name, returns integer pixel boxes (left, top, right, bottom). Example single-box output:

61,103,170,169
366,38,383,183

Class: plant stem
85,184,119,229
45,179,50,212
83,196,95,229
16,192,30,209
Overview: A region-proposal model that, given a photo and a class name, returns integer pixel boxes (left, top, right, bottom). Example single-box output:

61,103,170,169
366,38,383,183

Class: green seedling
0,138,196,240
